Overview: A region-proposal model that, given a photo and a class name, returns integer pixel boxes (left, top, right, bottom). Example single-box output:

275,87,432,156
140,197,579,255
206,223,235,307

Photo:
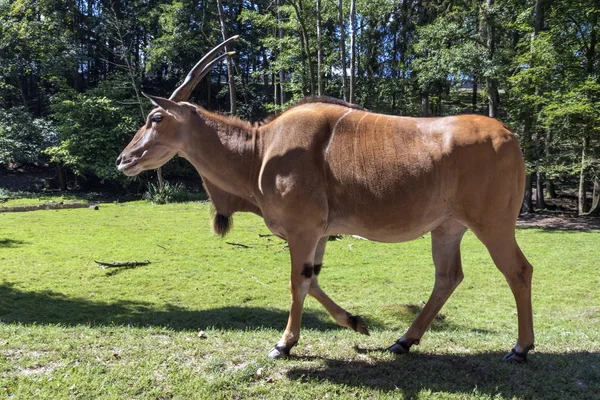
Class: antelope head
116,36,238,176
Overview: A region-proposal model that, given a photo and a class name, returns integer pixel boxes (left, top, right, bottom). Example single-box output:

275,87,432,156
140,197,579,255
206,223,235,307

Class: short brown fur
117,39,534,362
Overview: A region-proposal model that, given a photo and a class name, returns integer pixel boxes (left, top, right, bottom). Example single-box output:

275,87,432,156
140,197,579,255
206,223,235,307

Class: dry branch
226,242,251,248
94,260,151,269
0,203,98,213
156,243,179,254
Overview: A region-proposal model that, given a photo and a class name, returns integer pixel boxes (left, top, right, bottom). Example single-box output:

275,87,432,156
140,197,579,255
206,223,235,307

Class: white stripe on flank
325,109,354,161
356,113,368,133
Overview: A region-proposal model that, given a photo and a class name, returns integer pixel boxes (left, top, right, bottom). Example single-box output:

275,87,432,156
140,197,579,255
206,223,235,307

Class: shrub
142,181,205,204
0,107,58,165
46,91,137,182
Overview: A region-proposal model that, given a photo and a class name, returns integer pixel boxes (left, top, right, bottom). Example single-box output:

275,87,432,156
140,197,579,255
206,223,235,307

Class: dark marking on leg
347,312,370,335
348,312,358,330
389,338,420,354
314,263,322,276
268,339,299,359
301,263,313,278
502,344,535,363
268,344,291,359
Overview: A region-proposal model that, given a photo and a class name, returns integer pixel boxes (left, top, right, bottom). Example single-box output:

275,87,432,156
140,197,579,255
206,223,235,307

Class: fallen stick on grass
0,203,99,213
351,235,368,240
94,260,151,269
226,242,251,248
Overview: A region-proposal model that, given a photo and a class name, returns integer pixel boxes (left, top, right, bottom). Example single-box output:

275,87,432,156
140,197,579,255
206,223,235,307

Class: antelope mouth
118,160,140,176
117,150,147,176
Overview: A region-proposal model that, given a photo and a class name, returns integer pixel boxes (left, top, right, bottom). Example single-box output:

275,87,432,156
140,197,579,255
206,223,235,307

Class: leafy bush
0,188,10,203
143,181,205,204
0,107,58,165
46,89,138,182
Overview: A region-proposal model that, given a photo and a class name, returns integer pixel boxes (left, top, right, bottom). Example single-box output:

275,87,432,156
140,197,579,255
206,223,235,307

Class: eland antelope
117,36,534,363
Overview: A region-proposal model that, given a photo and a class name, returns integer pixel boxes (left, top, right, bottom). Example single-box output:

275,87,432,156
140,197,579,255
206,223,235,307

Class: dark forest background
0,0,598,214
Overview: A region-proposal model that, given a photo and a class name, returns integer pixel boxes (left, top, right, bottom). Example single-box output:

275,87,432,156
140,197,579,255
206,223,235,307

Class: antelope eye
151,113,163,123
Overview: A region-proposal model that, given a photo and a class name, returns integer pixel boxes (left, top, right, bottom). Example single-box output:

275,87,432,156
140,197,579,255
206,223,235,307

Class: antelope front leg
268,232,321,359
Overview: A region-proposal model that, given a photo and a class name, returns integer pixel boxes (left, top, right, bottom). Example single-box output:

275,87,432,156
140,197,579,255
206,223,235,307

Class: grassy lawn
1,201,599,399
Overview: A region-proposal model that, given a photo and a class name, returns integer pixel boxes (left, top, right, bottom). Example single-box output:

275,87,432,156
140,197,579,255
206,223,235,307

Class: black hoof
267,344,291,359
502,345,534,363
388,339,416,354
349,315,370,336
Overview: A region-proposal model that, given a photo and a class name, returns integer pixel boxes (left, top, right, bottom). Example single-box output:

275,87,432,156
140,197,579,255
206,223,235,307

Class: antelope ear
143,93,185,116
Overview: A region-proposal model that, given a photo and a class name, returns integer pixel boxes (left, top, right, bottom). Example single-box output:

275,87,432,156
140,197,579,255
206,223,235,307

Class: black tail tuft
212,213,233,237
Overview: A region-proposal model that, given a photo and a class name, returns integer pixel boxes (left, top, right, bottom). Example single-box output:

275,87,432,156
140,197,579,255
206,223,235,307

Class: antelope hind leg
473,228,535,363
390,219,466,354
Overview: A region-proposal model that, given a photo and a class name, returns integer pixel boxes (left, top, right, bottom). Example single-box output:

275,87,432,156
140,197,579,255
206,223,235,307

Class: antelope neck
179,108,262,204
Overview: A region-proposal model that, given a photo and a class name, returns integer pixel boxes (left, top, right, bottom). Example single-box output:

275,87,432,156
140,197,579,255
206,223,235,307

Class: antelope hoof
502,345,534,363
349,315,370,336
388,339,416,354
267,344,291,359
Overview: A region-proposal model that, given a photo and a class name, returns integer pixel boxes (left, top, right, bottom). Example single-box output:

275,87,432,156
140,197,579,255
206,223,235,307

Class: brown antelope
117,36,534,363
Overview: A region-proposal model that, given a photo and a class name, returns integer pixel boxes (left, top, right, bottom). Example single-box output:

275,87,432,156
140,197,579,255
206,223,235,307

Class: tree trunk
472,74,478,113
349,0,356,103
519,0,549,214
338,0,348,101
531,0,550,210
578,136,589,215
589,176,600,216
16,76,29,111
391,8,399,112
421,93,429,117
586,12,597,76
578,13,596,216
536,171,545,209
277,0,285,106
485,0,498,118
273,71,278,107
521,173,534,214
487,80,498,118
217,0,237,114
157,168,165,191
316,0,323,96
289,0,315,95
103,0,121,73
55,164,67,191
207,70,212,109
546,179,557,199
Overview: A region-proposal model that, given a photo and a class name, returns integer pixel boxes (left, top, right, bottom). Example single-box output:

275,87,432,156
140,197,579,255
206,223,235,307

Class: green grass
1,201,599,399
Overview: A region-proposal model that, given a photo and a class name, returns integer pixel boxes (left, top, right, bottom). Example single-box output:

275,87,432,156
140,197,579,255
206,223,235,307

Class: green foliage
46,89,137,181
506,0,600,185
543,79,600,133
143,181,205,204
0,0,77,111
1,0,599,194
0,187,9,202
0,107,57,165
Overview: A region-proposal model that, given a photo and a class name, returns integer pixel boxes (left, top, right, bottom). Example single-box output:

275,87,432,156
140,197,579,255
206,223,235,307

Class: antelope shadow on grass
0,282,338,331
287,351,600,400
0,283,492,335
0,238,27,248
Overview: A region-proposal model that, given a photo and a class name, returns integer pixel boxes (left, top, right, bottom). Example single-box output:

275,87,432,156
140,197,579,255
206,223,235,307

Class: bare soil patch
518,213,600,231
517,191,600,231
